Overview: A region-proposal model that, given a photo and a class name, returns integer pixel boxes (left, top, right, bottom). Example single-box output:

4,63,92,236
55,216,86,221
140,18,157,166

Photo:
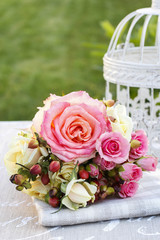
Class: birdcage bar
157,15,160,63
151,87,154,121
140,14,152,63
107,12,137,56
126,86,130,114
109,12,137,57
122,14,144,60
105,80,110,100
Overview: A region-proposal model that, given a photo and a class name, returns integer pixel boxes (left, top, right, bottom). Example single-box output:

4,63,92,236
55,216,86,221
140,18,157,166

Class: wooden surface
0,121,160,240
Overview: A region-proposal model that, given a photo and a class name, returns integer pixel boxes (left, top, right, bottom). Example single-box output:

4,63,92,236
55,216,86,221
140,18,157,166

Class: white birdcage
103,0,160,158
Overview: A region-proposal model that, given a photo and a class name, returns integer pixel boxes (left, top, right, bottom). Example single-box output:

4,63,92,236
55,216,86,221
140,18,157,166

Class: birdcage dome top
103,0,160,88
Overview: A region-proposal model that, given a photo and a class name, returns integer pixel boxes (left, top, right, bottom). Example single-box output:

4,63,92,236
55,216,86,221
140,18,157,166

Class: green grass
0,0,150,120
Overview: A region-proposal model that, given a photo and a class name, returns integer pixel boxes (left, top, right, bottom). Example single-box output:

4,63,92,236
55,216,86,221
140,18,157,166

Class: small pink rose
96,132,130,164
137,155,158,171
93,155,116,170
101,158,116,171
130,130,148,159
119,163,142,181
34,91,109,163
119,181,138,198
86,163,99,178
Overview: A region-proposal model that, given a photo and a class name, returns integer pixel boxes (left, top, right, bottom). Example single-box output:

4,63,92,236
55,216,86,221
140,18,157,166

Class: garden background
0,0,150,120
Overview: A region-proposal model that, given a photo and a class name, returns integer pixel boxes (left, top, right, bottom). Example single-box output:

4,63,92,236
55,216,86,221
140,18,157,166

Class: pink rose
130,130,148,159
93,155,116,170
93,155,101,165
137,155,158,171
119,163,142,181
100,158,116,171
119,181,138,198
33,91,109,163
96,132,130,164
86,163,99,177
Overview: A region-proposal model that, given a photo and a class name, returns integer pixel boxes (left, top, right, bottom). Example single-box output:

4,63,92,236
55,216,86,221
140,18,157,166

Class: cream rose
49,162,78,187
107,104,133,141
62,178,97,210
23,178,50,201
4,134,48,175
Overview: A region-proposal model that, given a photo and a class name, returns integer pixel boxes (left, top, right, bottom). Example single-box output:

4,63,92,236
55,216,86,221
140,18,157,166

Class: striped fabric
34,169,160,226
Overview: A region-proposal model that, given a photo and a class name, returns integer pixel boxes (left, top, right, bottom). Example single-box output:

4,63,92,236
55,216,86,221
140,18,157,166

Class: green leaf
16,185,24,191
61,196,79,211
23,181,32,189
118,166,125,172
18,168,31,179
45,193,50,203
100,20,115,38
60,182,68,194
34,132,48,148
70,162,78,181
31,175,37,181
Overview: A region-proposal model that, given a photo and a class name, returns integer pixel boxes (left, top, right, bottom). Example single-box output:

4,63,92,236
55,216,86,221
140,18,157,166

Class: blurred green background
0,0,151,120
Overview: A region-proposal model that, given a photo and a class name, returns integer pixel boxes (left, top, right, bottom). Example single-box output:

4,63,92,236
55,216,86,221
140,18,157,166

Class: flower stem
16,163,30,170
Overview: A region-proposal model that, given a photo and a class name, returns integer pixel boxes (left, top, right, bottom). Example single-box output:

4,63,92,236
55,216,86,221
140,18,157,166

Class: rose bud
30,164,42,175
108,169,116,177
104,99,115,107
106,187,115,195
49,161,60,173
10,174,25,185
98,172,103,180
49,188,58,198
41,173,50,185
137,155,158,171
130,139,141,149
28,139,39,149
49,196,60,208
79,169,89,180
86,163,99,178
100,185,107,192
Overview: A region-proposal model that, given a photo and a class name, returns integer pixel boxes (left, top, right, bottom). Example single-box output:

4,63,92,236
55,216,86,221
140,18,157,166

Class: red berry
30,164,42,175
49,197,60,208
41,174,50,185
79,169,89,179
49,161,60,173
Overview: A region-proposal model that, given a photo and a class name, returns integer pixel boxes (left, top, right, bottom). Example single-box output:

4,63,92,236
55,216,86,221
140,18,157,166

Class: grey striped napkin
34,169,160,227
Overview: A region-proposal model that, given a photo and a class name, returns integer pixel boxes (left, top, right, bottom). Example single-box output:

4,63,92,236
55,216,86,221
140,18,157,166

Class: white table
0,121,160,240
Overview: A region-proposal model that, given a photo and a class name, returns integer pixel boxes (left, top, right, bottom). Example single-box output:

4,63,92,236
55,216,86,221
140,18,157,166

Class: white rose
23,178,50,201
62,178,97,210
107,104,133,141
4,134,48,175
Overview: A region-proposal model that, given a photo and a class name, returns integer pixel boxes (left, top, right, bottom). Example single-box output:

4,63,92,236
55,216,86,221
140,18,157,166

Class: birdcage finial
152,0,160,9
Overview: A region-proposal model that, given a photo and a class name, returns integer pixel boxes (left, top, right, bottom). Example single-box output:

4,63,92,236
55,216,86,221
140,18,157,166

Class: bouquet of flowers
4,91,158,211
